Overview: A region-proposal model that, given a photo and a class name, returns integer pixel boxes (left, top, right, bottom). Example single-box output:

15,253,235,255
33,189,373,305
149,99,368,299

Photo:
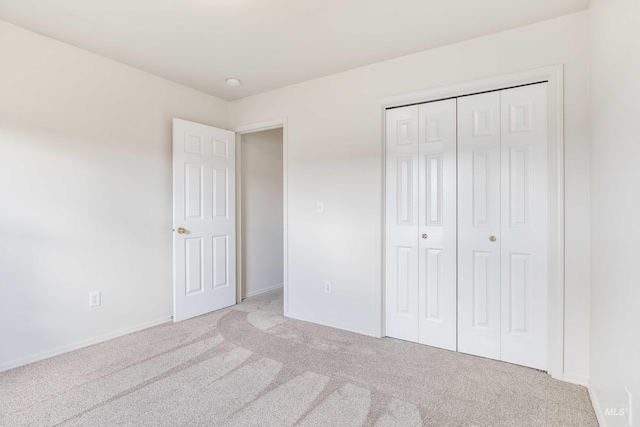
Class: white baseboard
285,311,376,337
0,316,172,373
588,381,607,427
564,372,590,386
244,283,283,299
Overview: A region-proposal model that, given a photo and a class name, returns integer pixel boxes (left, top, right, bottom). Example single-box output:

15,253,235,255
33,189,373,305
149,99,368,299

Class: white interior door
173,118,236,322
457,91,502,360
499,83,548,370
418,99,457,351
385,105,419,342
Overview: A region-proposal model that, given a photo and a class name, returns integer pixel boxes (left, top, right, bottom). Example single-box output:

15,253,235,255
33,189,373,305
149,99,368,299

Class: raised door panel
396,247,413,314
425,154,443,226
499,83,548,370
385,105,419,342
213,167,228,218
508,253,530,334
213,235,229,289
424,248,444,323
185,164,204,220
508,147,530,227
185,133,204,154
473,251,493,328
417,99,457,351
213,138,228,158
185,238,204,295
457,91,501,360
397,157,414,225
472,152,492,227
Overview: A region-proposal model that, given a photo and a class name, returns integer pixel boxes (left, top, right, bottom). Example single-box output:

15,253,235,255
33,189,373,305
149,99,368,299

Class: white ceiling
0,0,589,100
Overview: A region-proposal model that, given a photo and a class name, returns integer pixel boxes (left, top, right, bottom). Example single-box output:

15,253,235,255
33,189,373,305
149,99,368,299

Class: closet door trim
378,65,564,381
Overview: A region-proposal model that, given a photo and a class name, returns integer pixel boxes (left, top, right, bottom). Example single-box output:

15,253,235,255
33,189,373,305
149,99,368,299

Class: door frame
377,65,565,381
233,118,289,314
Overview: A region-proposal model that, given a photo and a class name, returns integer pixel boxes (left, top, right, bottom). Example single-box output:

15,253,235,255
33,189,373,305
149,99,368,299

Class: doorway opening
237,128,285,302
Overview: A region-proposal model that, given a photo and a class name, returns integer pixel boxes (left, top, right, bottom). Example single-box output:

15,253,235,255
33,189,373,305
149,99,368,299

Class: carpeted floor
0,289,597,426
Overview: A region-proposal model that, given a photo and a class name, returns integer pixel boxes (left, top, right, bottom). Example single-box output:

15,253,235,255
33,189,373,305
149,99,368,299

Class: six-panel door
457,91,503,360
385,105,420,342
499,84,548,370
173,118,236,322
385,99,457,349
418,99,457,351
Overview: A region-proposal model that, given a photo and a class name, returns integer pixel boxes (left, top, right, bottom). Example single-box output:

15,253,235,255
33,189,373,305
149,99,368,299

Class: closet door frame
378,65,565,381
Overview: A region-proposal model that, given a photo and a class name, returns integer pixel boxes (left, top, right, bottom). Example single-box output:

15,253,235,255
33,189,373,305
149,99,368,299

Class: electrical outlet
626,387,633,426
324,281,331,293
89,291,101,307
317,201,324,214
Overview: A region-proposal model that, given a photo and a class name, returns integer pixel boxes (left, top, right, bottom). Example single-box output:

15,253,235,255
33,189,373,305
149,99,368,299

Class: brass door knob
422,233,428,239
177,227,187,234
489,235,496,242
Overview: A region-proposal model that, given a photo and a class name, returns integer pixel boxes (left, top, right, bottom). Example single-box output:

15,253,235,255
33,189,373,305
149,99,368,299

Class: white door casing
457,91,502,360
499,84,548,370
418,99,457,351
385,105,419,342
173,118,236,322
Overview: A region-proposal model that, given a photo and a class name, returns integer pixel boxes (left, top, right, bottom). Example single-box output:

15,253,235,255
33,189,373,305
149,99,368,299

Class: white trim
377,65,565,380
287,311,377,337
563,372,590,386
243,283,284,299
233,117,289,316
588,382,607,427
235,133,244,305
375,98,385,340
0,316,172,373
235,118,287,135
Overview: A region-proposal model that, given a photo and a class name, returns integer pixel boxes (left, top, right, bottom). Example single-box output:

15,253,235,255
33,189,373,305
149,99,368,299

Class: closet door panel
499,83,548,370
457,92,502,360
418,99,457,351
385,105,419,341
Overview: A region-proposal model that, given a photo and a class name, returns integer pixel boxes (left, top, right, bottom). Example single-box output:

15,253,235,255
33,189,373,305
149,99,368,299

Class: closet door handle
489,235,497,242
422,233,428,239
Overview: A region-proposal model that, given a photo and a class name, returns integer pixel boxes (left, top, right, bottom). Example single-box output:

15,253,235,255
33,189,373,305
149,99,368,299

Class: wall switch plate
324,281,331,293
317,201,324,214
626,387,633,425
89,291,101,307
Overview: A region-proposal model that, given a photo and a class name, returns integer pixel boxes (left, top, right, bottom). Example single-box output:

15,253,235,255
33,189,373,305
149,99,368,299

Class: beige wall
240,129,284,298
0,21,228,369
589,0,640,425
229,11,591,382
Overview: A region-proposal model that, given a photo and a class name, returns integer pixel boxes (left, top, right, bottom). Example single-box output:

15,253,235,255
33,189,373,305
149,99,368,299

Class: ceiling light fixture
226,78,241,87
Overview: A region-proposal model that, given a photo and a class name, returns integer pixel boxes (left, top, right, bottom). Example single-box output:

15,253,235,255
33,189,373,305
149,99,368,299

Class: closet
385,83,548,370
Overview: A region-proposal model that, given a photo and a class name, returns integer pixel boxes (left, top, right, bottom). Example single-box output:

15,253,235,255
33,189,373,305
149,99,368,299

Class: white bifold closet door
385,105,419,342
457,91,502,360
385,99,457,351
457,83,549,370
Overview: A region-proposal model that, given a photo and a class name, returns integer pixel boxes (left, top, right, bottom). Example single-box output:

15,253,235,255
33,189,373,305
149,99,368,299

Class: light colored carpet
0,289,597,426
